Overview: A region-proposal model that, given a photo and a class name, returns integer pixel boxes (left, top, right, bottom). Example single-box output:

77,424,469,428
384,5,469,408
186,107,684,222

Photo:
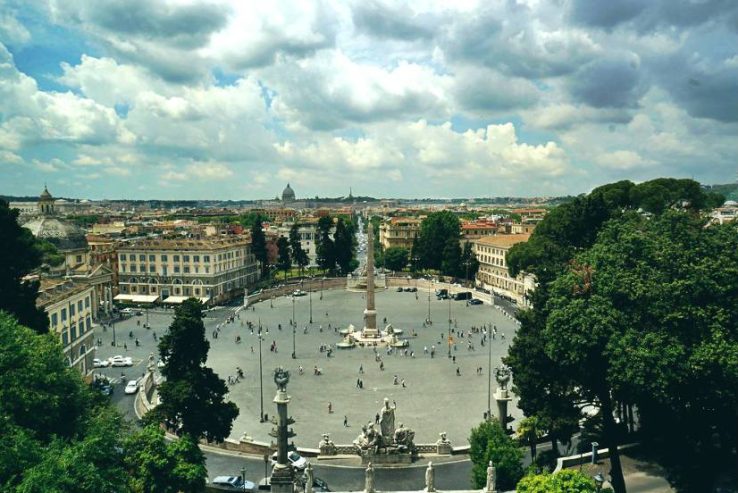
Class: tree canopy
0,200,48,333
155,299,238,442
416,211,461,272
516,470,598,493
383,247,409,272
289,224,309,275
469,419,524,490
250,217,267,275
276,236,291,280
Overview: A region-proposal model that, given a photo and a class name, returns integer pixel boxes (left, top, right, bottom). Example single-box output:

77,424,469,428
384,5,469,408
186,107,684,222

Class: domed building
22,186,88,268
282,183,296,204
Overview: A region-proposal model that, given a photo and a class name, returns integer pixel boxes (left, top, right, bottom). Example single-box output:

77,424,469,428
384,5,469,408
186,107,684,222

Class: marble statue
485,460,497,493
274,366,290,391
379,397,396,439
305,462,314,493
393,423,416,451
425,461,435,492
494,365,511,391
365,462,375,493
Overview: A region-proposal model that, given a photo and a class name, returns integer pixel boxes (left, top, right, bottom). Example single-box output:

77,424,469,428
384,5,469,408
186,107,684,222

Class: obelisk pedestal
269,369,295,493
494,388,512,431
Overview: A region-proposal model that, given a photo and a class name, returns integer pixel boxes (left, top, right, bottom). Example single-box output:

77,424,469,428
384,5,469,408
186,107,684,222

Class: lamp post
447,293,452,358
241,466,247,487
309,276,313,324
292,295,296,328
487,323,495,420
258,334,265,422
112,320,117,347
320,275,324,300
427,280,432,324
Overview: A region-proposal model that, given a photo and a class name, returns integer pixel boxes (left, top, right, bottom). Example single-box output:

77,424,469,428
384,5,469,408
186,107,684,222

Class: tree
441,237,461,277
276,237,291,281
0,200,48,334
516,470,598,493
517,416,543,461
460,241,479,284
123,425,206,493
469,420,524,490
416,211,461,271
333,218,354,274
409,235,421,272
155,299,238,442
250,216,267,276
316,216,335,273
289,224,309,276
383,247,409,272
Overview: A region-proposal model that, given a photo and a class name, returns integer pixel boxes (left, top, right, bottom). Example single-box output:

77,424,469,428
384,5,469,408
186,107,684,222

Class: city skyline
0,1,736,200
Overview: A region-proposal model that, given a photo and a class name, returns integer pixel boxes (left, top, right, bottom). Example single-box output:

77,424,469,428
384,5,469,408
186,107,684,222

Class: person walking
328,402,333,414
343,415,349,427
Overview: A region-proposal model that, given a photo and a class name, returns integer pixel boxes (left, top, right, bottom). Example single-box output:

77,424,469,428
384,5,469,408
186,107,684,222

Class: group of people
227,367,245,385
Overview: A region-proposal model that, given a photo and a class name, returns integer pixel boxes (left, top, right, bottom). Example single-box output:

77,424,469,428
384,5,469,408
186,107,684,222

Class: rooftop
37,279,90,308
474,233,531,248
118,236,250,252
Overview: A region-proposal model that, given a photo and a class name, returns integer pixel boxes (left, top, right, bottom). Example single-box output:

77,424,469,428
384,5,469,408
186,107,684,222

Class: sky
0,0,736,200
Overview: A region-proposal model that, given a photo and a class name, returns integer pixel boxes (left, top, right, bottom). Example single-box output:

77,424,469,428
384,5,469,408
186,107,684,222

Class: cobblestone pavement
93,286,521,449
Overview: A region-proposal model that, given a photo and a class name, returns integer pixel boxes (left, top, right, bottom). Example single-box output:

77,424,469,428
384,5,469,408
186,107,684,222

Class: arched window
80,345,86,357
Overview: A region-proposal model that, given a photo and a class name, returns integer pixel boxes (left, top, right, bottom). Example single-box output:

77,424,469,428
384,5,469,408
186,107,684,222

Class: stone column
269,369,295,493
495,388,511,430
363,223,378,337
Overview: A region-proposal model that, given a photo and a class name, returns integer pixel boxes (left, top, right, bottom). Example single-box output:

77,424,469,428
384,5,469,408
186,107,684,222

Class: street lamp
241,466,247,487
593,473,605,492
309,276,313,323
447,293,452,358
112,320,117,347
292,295,296,328
258,334,265,422
292,325,296,359
487,323,495,420
320,276,325,300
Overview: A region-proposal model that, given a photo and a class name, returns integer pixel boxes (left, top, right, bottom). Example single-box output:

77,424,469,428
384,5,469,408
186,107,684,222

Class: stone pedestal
494,388,512,430
435,432,452,455
270,370,294,493
360,450,413,466
318,434,337,456
270,463,294,493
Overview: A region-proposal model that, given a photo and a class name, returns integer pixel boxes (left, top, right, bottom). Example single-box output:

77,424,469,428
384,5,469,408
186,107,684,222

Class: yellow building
116,236,259,305
37,279,96,375
379,217,422,250
473,234,536,306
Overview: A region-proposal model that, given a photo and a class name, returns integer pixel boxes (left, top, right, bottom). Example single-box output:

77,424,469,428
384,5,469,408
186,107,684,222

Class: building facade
116,236,259,305
37,280,96,376
379,217,421,250
473,234,536,306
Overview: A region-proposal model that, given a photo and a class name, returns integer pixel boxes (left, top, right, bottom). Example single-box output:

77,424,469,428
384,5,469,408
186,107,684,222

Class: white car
271,451,308,471
110,355,133,367
211,475,255,491
92,358,109,368
292,290,307,297
124,380,139,395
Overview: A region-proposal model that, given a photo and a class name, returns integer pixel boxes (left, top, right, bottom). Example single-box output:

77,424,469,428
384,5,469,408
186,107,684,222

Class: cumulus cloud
567,53,646,108
352,0,439,40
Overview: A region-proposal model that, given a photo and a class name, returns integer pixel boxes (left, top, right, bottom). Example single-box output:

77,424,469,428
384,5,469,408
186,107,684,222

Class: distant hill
705,183,738,201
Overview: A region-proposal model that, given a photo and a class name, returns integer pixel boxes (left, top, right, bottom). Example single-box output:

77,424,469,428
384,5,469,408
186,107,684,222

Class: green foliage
441,237,461,277
34,240,65,267
67,214,99,227
250,217,267,273
156,299,239,442
289,224,309,275
276,237,291,279
316,216,336,272
416,211,461,271
383,247,409,272
516,416,543,460
0,200,48,333
333,218,355,274
469,420,524,490
516,469,597,493
460,241,479,281
123,425,206,493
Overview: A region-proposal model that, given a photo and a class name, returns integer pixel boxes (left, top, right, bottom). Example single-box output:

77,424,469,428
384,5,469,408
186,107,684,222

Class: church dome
22,217,87,251
40,186,52,200
282,183,296,202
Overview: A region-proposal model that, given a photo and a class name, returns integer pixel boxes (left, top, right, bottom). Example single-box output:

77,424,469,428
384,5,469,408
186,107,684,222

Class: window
76,255,83,263
51,313,58,326
161,254,168,262
195,288,200,295
84,297,90,308
184,266,190,273
193,255,200,262
77,300,83,312
139,254,145,261
121,264,127,272
86,317,92,331
183,255,189,262
62,331,69,346
174,266,180,273
173,255,180,262
150,265,155,272
70,304,75,316
140,265,145,272
203,255,210,262
70,323,77,340
205,266,210,274
130,265,137,272
149,255,155,261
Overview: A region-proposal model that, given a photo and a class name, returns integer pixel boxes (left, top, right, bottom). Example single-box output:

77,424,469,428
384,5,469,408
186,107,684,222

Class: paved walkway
93,287,521,450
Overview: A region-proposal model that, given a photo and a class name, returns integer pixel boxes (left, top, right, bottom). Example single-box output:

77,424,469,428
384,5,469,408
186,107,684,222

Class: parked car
120,308,133,315
91,376,113,396
435,288,448,299
453,291,472,301
468,298,483,305
124,380,139,395
396,287,404,292
211,475,256,491
292,290,307,297
271,451,308,471
110,355,133,367
409,287,417,292
93,358,109,368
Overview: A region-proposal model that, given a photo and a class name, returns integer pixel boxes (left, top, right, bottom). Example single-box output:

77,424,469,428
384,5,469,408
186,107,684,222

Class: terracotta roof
474,234,531,248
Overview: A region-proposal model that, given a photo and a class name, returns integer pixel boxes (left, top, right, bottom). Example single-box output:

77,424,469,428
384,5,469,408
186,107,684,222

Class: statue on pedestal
494,365,511,391
319,433,336,455
485,460,497,493
379,398,396,439
305,462,314,493
365,462,375,493
425,462,435,492
393,423,415,451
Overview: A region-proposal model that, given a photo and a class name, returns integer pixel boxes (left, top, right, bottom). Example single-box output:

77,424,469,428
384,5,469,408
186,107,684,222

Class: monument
494,365,513,430
338,222,407,348
353,398,416,464
269,367,295,493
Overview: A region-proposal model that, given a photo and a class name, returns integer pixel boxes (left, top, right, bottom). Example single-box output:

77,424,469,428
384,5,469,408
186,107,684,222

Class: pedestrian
452,355,456,363
328,402,333,414
456,367,460,376
124,343,128,351
344,415,349,427
375,413,380,424
393,375,399,385
359,364,364,374
401,379,406,388
356,378,361,388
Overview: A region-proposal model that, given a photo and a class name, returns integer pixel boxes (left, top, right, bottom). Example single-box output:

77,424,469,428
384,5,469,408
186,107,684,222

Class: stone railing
553,443,639,472
244,278,346,307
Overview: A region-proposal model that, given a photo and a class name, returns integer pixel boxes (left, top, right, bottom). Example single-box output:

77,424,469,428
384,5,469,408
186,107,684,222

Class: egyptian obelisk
362,222,379,338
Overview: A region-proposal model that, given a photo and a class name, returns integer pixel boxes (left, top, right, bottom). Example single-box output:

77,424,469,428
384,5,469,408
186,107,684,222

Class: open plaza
92,283,521,448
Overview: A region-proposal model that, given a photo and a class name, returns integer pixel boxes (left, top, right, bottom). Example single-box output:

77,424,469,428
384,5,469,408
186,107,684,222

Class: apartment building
37,279,96,375
473,234,536,306
116,236,259,305
379,217,421,250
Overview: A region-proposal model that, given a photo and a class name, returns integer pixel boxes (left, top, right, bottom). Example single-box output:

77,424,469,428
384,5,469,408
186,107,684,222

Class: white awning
131,294,159,303
199,296,210,304
163,296,189,304
114,294,136,301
